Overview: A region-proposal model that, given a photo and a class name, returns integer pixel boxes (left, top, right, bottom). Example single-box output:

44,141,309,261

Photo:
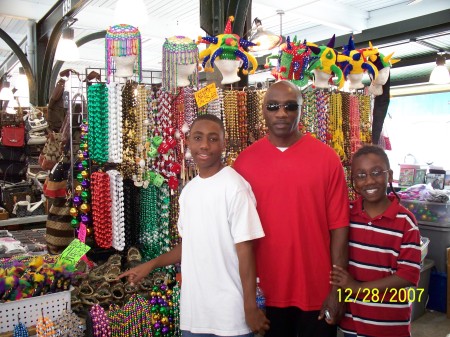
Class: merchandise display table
0,215,47,227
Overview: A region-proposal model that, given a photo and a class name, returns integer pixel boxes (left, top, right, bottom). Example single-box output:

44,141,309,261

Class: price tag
194,83,219,108
78,223,87,242
56,239,91,267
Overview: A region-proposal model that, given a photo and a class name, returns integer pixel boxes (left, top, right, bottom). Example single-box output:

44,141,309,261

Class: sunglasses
265,103,300,112
353,170,389,181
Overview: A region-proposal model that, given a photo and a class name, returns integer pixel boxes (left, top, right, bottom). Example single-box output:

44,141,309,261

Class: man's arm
236,240,270,335
319,226,349,324
118,243,182,285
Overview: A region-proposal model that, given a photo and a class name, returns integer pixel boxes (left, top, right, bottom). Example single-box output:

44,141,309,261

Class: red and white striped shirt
339,195,421,337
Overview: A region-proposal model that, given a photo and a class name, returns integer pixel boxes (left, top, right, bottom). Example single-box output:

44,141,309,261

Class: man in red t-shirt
234,80,349,337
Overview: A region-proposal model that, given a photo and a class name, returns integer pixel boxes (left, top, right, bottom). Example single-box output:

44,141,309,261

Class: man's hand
245,307,270,335
117,261,154,286
318,287,346,325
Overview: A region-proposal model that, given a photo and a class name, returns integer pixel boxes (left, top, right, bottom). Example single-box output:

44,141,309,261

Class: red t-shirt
234,134,349,310
339,196,421,337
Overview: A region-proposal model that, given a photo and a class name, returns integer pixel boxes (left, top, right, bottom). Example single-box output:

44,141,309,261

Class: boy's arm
118,243,182,285
236,240,270,335
331,266,414,292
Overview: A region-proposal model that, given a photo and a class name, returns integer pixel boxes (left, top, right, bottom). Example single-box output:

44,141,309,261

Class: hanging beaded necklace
246,89,259,145
223,90,240,165
329,92,346,162
340,92,351,166
123,179,140,249
237,90,248,152
256,89,267,138
315,89,329,143
301,90,317,136
107,81,123,164
358,92,372,144
107,170,125,251
13,321,29,337
90,304,111,337
349,93,361,154
135,84,148,186
119,81,139,180
87,83,109,165
36,315,56,337
91,171,113,249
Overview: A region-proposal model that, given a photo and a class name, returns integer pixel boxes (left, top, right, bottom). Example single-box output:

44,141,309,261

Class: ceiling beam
314,9,450,49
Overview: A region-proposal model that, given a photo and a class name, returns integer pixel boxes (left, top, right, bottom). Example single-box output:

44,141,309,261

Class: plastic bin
411,259,435,320
427,270,447,313
0,289,71,333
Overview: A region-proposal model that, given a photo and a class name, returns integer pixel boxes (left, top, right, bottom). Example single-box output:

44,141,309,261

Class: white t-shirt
178,166,265,336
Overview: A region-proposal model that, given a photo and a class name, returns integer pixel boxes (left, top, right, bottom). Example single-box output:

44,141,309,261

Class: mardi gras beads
329,92,345,162
237,90,248,152
88,83,109,165
150,283,176,336
349,93,361,155
107,81,123,164
119,81,139,179
91,171,113,249
358,92,372,144
123,179,140,249
341,92,352,166
246,89,259,144
90,304,111,337
315,89,329,144
108,170,125,251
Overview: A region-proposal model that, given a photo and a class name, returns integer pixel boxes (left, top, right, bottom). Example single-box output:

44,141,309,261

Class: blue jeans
181,331,253,337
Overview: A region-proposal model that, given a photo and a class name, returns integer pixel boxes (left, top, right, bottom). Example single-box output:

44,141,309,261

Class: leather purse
1,124,25,147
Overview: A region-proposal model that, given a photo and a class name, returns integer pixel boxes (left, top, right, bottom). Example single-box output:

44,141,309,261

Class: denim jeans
181,331,253,337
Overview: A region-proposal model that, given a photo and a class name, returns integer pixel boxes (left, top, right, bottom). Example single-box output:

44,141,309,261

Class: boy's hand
330,265,359,291
245,307,270,335
117,262,153,285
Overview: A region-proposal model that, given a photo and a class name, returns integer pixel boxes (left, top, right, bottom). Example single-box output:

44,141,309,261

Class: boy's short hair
190,114,225,135
351,145,391,169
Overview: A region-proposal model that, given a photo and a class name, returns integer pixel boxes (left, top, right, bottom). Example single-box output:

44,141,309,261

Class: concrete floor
411,310,450,337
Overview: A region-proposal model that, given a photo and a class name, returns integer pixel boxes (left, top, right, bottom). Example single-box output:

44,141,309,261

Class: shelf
0,215,47,227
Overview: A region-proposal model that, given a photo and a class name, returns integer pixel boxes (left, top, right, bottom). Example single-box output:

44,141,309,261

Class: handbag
42,161,69,199
46,197,74,254
47,77,67,131
1,124,25,147
12,194,46,217
39,132,63,170
25,106,48,132
1,104,23,126
0,145,26,162
0,180,36,215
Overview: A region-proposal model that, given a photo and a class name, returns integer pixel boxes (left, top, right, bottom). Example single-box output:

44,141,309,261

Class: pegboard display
0,289,71,333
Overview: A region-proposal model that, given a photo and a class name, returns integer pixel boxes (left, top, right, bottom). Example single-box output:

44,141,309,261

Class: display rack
0,214,47,227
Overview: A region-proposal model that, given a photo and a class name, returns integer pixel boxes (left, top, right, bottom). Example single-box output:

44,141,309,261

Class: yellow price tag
56,239,91,267
194,83,219,108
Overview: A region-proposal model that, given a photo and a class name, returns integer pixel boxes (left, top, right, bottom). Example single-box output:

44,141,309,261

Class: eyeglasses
265,103,300,112
353,170,389,181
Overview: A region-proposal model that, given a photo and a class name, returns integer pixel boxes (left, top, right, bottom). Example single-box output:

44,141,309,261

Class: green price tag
56,239,91,267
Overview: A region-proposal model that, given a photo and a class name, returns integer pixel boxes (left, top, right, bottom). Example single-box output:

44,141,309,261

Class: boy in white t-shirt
119,114,269,337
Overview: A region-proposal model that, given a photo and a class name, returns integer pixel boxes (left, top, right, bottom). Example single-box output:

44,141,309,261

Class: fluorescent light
114,0,148,28
55,27,79,62
0,80,14,101
429,54,450,85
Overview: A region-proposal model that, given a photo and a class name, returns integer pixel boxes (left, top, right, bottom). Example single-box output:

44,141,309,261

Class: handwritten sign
194,83,219,108
56,239,91,267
